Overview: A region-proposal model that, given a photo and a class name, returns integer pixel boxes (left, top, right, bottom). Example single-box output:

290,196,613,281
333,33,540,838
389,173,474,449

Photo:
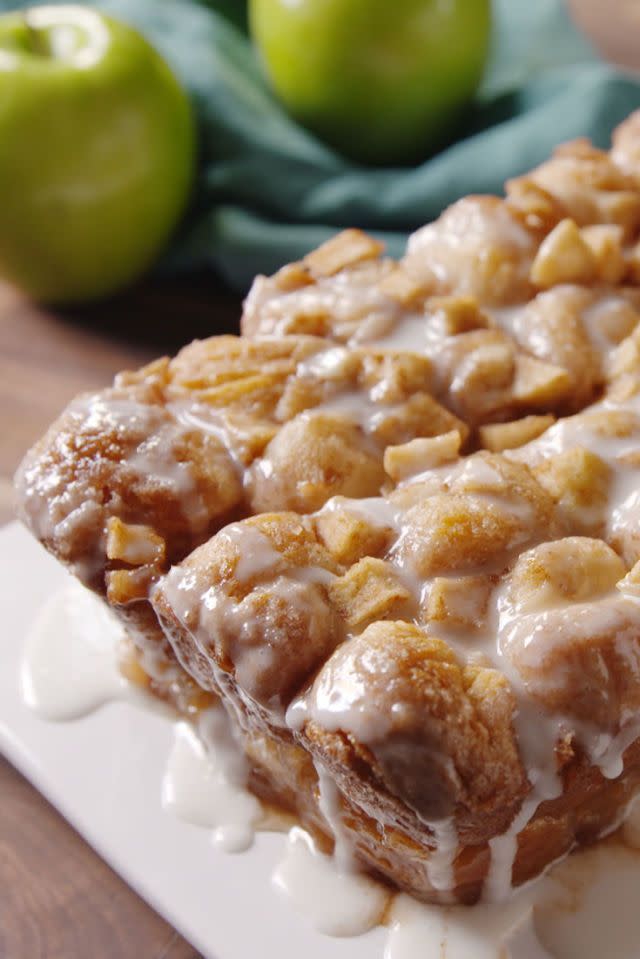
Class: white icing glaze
218,522,284,582
398,448,519,505
589,716,640,780
496,590,640,699
162,709,261,853
76,396,201,511
297,345,353,379
158,522,289,644
487,304,525,336
243,258,399,343
21,583,262,852
488,288,640,387
317,494,403,532
92,397,215,534
293,394,386,440
170,402,253,472
290,649,390,742
386,809,640,959
272,826,388,937
610,483,640,558
51,501,103,578
21,580,140,720
356,310,436,353
129,440,197,498
424,818,459,893
313,760,357,872
581,293,640,355
353,298,472,362
513,394,640,468
384,887,550,959
485,797,549,904
408,200,534,259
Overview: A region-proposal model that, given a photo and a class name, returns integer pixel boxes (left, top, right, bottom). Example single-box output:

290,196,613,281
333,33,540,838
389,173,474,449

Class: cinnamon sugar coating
302,622,528,827
15,334,463,710
153,398,640,898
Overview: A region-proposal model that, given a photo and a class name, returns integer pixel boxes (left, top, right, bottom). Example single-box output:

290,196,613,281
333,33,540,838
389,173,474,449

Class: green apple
0,5,195,303
250,0,491,165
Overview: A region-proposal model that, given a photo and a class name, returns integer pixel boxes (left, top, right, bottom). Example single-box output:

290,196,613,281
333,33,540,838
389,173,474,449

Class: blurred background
2,1,640,956
3,0,640,305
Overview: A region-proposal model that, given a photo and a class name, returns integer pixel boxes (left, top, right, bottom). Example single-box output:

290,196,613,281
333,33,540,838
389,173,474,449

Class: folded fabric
3,0,640,291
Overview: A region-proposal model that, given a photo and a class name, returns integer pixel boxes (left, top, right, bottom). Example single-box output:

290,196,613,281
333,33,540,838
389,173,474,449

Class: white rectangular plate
0,522,386,959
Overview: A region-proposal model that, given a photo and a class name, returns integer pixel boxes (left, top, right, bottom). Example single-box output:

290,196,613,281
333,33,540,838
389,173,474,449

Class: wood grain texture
0,274,240,480
0,758,200,959
0,276,242,958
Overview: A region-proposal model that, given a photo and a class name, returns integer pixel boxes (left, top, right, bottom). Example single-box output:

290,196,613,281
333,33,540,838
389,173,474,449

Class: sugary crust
302,623,528,827
16,333,467,576
153,513,343,725
15,335,464,709
152,424,640,899
17,110,640,901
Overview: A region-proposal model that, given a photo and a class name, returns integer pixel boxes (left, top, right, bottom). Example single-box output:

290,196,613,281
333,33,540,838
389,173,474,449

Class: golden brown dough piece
16,109,640,901
15,334,464,708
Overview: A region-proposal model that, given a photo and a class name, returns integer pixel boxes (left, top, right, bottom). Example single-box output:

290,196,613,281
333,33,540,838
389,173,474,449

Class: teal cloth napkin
3,0,640,290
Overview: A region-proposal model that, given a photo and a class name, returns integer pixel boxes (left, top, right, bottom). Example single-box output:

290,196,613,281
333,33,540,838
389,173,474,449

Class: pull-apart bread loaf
17,112,640,902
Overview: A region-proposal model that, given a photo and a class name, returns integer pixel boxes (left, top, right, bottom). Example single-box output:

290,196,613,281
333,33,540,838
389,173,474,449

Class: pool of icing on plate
22,581,143,721
162,712,261,853
21,579,640,959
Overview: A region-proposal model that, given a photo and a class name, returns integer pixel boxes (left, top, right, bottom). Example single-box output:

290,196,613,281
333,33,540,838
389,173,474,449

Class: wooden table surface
0,277,242,959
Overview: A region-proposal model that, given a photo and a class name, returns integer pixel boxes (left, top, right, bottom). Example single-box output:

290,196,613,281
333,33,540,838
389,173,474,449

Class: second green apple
250,0,491,165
